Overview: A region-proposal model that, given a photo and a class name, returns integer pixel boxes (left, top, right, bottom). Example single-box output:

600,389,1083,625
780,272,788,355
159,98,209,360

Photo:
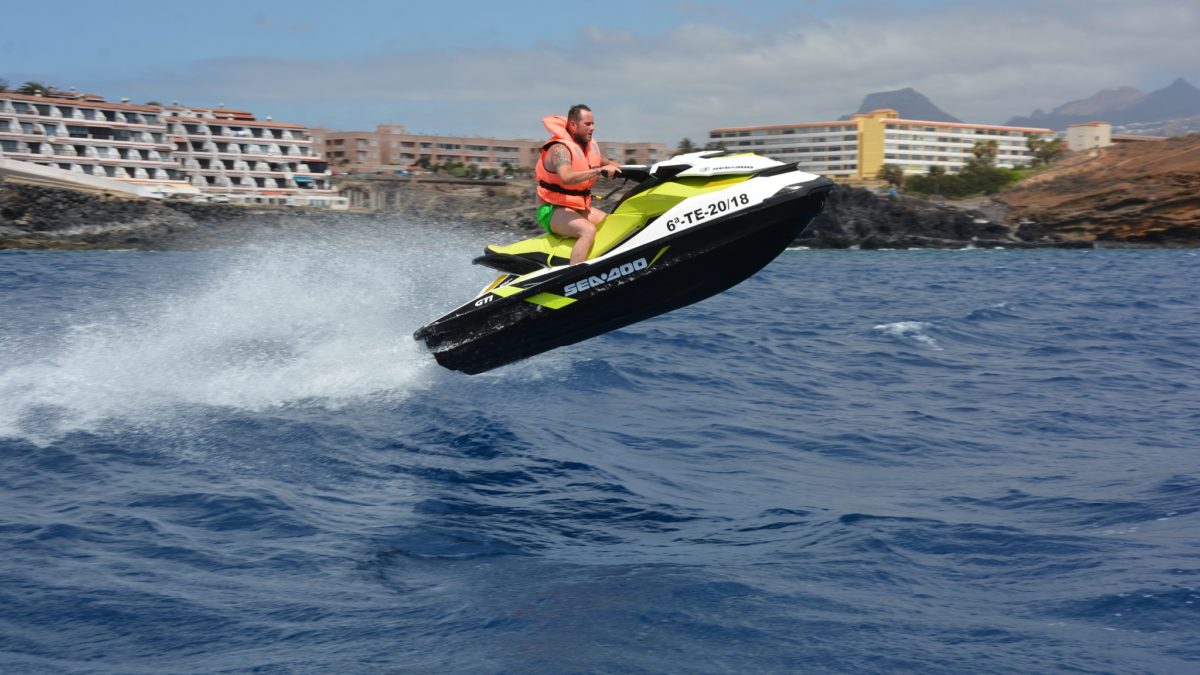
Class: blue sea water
0,230,1197,674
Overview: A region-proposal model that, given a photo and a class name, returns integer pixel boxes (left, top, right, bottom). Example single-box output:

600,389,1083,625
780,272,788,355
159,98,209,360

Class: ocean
1,227,1197,674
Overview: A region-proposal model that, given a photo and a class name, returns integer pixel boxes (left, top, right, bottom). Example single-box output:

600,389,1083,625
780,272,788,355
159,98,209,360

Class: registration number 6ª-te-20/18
665,193,751,231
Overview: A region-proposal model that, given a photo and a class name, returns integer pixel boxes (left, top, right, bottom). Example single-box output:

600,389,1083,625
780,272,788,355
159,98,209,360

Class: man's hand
599,164,621,179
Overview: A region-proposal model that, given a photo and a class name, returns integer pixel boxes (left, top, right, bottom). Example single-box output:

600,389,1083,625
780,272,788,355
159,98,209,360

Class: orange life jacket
535,115,602,210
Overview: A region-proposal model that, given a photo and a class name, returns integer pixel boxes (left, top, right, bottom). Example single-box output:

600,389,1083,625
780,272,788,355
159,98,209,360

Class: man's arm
544,143,620,183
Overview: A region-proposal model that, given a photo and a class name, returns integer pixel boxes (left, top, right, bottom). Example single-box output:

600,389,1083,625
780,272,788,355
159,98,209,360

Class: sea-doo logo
563,258,649,297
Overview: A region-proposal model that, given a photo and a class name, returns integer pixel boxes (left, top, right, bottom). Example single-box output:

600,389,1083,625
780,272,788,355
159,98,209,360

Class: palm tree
1027,138,1065,167
971,140,999,164
17,81,55,96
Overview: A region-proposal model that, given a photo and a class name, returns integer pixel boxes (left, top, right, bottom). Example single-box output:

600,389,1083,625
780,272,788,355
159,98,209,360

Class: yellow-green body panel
488,175,752,263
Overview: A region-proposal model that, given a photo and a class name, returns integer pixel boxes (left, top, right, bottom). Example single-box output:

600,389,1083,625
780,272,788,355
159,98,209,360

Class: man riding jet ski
413,150,834,374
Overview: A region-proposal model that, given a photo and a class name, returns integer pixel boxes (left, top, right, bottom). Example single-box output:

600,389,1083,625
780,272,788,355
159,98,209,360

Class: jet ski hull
414,179,832,374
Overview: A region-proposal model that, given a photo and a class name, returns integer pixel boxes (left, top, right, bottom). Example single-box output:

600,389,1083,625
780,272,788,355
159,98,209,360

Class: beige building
1064,121,1168,149
710,109,1055,179
1065,121,1112,151
312,124,670,173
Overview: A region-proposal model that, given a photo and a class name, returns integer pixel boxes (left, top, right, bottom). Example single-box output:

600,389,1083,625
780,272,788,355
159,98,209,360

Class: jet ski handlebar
615,165,652,183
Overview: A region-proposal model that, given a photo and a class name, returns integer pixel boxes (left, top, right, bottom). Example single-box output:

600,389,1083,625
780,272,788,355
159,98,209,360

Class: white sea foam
872,321,943,351
0,221,492,440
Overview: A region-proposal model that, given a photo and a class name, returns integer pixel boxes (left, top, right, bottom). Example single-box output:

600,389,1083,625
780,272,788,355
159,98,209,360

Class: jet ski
414,151,834,374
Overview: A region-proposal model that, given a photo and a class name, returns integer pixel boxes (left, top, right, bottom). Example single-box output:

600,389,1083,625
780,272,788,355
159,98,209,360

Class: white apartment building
0,91,340,206
164,104,335,205
0,92,179,186
710,109,1055,180
709,121,860,176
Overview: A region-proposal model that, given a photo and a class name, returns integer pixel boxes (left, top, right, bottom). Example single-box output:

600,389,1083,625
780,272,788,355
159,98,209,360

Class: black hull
416,181,831,374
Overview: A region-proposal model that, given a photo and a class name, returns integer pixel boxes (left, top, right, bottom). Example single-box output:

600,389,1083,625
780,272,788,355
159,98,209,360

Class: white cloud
112,0,1200,145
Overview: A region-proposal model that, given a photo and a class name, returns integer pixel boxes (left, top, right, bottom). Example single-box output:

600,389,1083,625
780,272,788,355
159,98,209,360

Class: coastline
1,174,1193,251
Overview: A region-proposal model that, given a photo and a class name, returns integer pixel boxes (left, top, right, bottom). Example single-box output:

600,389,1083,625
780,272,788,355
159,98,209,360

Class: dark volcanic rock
1,176,1086,251
0,181,196,248
797,187,1023,249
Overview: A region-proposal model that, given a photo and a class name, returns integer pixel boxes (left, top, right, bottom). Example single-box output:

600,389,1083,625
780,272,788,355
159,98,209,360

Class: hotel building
0,91,179,187
709,109,1055,180
163,104,335,205
312,124,670,173
1,91,339,206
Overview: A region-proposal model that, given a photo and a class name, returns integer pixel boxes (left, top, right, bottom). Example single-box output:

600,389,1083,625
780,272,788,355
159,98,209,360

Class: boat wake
0,223,490,441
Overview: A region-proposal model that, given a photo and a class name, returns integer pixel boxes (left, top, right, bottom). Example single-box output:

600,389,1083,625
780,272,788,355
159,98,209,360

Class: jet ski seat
473,173,754,274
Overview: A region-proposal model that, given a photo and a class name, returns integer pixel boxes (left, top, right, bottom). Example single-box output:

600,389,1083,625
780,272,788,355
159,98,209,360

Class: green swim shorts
536,203,555,234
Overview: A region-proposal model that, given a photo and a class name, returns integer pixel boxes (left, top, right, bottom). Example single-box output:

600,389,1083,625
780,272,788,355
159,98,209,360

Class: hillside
995,134,1200,244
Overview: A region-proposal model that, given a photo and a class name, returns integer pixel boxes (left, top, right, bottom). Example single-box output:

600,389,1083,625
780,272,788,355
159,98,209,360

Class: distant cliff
994,133,1200,245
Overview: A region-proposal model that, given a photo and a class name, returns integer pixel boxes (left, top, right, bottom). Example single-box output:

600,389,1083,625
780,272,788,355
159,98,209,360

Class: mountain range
844,78,1200,134
1006,78,1200,130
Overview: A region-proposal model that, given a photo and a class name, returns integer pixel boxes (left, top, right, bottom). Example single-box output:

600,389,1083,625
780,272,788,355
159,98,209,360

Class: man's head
566,104,594,146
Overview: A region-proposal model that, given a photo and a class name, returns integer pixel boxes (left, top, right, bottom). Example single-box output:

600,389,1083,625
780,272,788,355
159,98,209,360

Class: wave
872,320,943,350
0,222,491,441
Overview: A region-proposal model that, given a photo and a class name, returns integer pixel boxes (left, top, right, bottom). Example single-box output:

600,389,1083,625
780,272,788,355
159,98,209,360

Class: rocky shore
4,138,1198,250
995,133,1200,246
0,177,1077,252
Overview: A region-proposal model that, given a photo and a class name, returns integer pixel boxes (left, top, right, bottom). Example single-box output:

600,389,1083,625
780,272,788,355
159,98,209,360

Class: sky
3,0,1197,145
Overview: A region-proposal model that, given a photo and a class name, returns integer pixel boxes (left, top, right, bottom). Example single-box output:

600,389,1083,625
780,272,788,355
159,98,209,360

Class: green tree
0,79,8,93
703,140,727,151
970,140,999,165
677,137,697,154
904,161,1019,198
1026,137,1065,166
877,163,905,188
17,81,54,96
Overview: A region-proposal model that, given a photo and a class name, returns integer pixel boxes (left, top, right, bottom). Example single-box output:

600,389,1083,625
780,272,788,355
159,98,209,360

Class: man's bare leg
550,206,606,265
